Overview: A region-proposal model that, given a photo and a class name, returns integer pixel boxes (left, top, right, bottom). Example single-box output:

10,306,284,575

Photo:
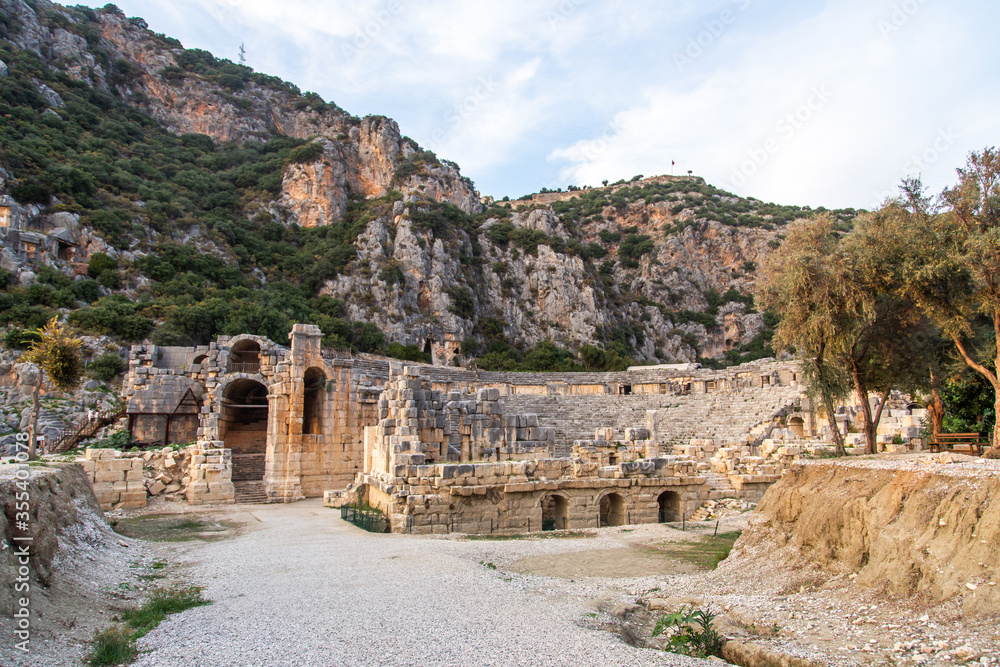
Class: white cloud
550,0,996,207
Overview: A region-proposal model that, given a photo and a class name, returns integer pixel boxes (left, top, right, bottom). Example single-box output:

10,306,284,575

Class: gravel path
134,500,710,667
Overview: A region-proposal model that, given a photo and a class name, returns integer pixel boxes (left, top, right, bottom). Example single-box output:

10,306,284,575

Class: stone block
95,470,124,483
93,489,118,505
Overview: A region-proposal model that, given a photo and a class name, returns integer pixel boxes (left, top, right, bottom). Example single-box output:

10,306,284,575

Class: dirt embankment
0,463,104,587
731,456,1000,614
1,463,147,666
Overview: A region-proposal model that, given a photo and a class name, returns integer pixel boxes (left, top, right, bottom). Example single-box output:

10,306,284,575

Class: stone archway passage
657,490,681,523
599,493,626,527
541,494,569,531
222,379,269,483
789,416,805,439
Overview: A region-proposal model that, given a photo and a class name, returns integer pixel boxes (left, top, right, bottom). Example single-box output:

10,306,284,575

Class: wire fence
340,504,389,533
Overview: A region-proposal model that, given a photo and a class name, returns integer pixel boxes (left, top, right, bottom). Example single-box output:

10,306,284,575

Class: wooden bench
928,433,984,455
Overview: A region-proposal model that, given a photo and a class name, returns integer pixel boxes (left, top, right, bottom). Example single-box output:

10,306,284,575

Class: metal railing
340,504,389,533
51,408,124,453
227,361,261,374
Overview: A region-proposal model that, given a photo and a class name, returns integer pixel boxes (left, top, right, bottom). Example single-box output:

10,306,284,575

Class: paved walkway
133,500,709,667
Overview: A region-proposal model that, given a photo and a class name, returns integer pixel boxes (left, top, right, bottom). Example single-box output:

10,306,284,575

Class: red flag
672,160,675,165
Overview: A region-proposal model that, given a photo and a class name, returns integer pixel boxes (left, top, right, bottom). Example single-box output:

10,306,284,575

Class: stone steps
351,355,800,388
234,481,269,504
232,452,266,482
705,473,738,499
501,385,801,449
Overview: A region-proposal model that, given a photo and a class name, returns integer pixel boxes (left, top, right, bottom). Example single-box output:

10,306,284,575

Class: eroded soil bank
733,456,1000,615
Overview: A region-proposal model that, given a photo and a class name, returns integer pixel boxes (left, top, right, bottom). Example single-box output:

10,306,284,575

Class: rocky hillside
0,0,858,369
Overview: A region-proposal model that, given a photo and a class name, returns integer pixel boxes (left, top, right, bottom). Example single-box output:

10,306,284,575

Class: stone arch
303,367,326,436
221,378,269,482
228,339,262,374
540,493,569,531
598,492,626,527
657,490,681,523
789,416,805,439
192,353,208,366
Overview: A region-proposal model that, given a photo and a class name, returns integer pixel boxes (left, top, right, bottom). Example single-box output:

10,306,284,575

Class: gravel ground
133,499,711,667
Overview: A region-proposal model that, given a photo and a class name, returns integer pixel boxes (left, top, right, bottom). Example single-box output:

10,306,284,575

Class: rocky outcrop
321,191,778,360
279,120,480,228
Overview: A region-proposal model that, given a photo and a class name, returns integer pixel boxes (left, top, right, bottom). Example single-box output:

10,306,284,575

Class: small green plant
96,429,136,451
120,586,210,638
85,586,209,666
652,606,724,658
891,434,905,445
85,625,137,667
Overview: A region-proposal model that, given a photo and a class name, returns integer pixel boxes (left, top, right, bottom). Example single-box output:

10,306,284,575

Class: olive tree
886,149,1000,456
758,215,933,454
756,216,851,455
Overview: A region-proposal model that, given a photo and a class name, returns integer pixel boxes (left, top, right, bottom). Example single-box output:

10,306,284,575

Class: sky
78,0,999,209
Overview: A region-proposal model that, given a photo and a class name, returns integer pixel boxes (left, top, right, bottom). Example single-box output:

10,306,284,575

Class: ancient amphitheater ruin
85,323,923,534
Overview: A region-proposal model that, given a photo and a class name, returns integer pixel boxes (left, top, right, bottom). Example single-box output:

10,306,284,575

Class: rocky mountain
0,0,858,369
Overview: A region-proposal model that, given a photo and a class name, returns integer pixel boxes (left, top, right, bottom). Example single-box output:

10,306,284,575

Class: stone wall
76,445,235,509
334,456,709,535
77,448,146,510
184,441,235,505
122,325,378,503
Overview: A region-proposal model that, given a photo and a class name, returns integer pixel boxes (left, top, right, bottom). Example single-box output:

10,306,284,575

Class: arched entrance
228,340,261,374
657,490,681,523
789,416,805,439
303,367,325,435
221,379,268,484
599,493,626,527
541,494,569,531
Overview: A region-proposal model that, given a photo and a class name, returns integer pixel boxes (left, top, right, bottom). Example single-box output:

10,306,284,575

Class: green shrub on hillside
87,352,127,381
